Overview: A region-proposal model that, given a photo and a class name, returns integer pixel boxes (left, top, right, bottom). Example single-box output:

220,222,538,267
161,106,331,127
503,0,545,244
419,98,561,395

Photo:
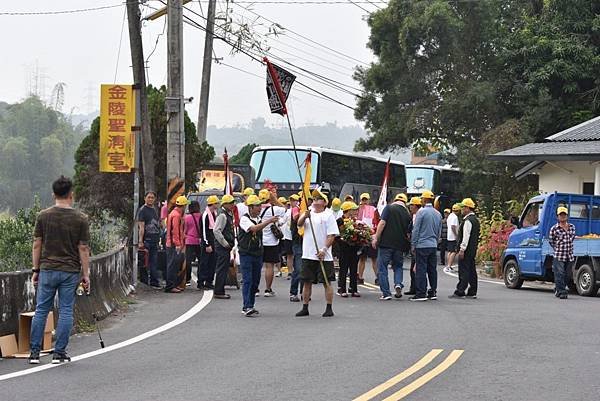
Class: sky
0,0,384,129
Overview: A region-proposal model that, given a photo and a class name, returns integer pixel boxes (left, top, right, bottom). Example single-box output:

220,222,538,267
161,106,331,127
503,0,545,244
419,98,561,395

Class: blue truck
502,192,600,296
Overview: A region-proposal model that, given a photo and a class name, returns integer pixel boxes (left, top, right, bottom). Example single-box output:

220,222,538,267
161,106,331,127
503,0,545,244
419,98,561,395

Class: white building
490,116,600,195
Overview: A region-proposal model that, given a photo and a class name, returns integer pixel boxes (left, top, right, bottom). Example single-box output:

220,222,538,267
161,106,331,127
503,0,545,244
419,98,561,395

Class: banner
377,158,390,215
99,84,135,172
298,152,312,236
265,59,296,115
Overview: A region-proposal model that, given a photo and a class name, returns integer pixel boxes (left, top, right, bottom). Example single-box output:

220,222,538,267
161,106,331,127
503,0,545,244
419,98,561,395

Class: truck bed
542,238,600,257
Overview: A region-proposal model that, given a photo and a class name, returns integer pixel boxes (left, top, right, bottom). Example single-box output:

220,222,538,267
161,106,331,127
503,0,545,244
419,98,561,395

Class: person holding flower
336,201,363,297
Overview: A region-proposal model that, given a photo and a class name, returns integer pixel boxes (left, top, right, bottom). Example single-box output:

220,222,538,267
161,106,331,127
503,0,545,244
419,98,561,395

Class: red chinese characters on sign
108,102,126,116
108,118,126,132
107,152,130,171
100,84,135,173
107,85,128,100
108,135,126,150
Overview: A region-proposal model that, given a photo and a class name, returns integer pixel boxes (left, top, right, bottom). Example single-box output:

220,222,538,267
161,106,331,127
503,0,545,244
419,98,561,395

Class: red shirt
166,208,185,248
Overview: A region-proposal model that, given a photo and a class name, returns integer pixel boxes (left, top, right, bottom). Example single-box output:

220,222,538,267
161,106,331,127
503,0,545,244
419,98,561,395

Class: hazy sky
0,0,382,128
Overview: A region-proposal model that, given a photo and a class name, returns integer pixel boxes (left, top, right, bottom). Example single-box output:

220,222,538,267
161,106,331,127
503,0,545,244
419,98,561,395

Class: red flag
264,57,296,116
223,148,240,226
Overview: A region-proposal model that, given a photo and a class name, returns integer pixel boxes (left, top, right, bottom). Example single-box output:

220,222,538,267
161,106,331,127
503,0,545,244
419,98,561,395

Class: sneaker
465,294,477,299
245,308,259,317
394,286,403,299
214,294,231,299
404,289,416,296
286,274,292,280
28,351,40,365
443,267,450,273
264,289,275,297
51,353,71,364
242,308,248,314
351,292,361,298
427,292,438,300
559,294,568,300
185,281,191,287
409,295,428,302
337,289,348,298
275,272,282,278
289,295,300,302
150,284,162,290
379,295,392,301
448,293,466,299
255,290,261,297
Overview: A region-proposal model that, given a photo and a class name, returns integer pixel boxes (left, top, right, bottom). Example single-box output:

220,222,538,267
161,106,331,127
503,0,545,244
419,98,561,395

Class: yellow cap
360,192,370,200
289,194,300,201
409,197,422,206
331,197,342,209
444,208,451,213
245,194,262,206
421,190,435,199
221,194,235,205
394,193,408,203
461,198,476,209
206,195,219,205
452,203,462,212
311,189,328,204
243,187,255,196
557,206,568,215
278,196,288,204
344,194,354,201
341,201,359,212
175,195,189,206
258,189,271,202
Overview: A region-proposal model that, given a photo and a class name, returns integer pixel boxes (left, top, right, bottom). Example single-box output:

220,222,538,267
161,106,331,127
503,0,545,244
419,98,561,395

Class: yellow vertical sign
99,84,136,173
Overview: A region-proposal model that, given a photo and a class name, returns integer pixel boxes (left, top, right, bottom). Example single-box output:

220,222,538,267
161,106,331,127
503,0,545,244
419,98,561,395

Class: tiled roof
546,115,600,142
488,140,600,161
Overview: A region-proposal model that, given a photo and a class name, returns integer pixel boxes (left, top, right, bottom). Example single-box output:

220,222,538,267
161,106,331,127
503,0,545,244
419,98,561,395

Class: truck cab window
522,201,543,228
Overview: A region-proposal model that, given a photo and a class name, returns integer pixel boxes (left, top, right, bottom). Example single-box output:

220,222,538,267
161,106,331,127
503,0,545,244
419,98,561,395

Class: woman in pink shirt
184,201,202,286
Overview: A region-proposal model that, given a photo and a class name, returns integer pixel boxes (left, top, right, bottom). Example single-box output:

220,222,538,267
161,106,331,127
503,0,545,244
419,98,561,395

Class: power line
347,0,370,13
0,3,127,16
114,5,127,83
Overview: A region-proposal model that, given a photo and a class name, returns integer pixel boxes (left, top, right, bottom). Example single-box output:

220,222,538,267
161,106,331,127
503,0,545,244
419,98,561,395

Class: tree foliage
0,96,86,212
355,0,600,199
230,143,258,164
74,85,215,221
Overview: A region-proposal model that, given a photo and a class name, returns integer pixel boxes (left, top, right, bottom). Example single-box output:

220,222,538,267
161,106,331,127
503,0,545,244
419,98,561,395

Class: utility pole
196,0,216,143
166,0,185,189
126,0,157,193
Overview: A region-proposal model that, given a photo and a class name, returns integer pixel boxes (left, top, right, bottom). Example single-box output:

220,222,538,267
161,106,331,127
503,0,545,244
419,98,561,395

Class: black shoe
409,295,428,302
559,293,568,299
245,308,259,317
204,283,215,290
52,353,71,364
427,292,438,300
322,308,334,317
28,351,40,365
448,293,466,299
214,293,231,299
465,294,477,299
404,289,416,296
295,307,309,317
394,286,403,298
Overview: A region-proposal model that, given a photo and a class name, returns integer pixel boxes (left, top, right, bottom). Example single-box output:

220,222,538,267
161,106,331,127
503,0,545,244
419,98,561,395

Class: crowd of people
137,185,482,317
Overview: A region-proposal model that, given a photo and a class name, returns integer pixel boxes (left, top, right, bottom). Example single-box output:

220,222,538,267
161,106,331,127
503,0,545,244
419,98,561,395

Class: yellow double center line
352,349,464,401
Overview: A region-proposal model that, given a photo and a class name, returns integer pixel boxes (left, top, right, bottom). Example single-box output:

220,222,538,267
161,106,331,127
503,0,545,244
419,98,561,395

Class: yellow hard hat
461,198,476,209
175,195,189,206
557,206,568,215
409,197,422,206
331,197,342,208
221,194,235,205
311,189,328,204
341,201,359,212
421,190,435,200
394,193,408,203
245,194,262,206
360,192,370,200
278,196,288,204
243,187,255,196
258,189,270,202
444,208,451,213
289,194,300,201
452,203,462,212
206,195,219,205
344,194,354,201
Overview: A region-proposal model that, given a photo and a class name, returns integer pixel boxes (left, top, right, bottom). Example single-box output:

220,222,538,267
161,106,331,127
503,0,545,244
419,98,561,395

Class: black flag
265,59,296,115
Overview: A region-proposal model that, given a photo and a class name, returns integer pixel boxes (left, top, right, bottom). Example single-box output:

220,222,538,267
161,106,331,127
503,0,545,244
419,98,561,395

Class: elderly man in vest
213,194,236,299
449,198,480,299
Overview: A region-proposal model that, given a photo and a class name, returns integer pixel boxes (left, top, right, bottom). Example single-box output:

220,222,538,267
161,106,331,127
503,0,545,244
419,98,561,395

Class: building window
583,182,594,195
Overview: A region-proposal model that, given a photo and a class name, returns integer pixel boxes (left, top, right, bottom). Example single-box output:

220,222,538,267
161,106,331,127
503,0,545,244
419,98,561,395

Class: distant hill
206,118,411,162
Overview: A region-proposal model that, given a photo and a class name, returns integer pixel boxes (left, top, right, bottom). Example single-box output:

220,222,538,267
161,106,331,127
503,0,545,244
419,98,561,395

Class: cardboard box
0,334,18,358
17,311,54,354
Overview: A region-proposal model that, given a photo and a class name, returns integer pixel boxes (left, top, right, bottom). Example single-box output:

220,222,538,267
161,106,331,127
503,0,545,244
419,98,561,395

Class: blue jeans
240,253,263,310
553,259,570,296
415,247,437,297
377,247,404,297
289,243,303,296
144,240,160,286
30,270,80,354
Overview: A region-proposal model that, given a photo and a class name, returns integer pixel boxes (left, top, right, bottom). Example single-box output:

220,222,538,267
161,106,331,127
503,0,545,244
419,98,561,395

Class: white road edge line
442,269,540,289
0,290,214,382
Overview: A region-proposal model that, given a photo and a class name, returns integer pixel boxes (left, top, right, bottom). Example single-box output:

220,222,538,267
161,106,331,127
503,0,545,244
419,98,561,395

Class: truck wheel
576,264,598,297
504,260,524,289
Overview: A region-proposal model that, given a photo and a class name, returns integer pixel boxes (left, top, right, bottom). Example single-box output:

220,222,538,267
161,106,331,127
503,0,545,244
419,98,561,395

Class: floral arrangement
263,179,278,193
339,218,372,246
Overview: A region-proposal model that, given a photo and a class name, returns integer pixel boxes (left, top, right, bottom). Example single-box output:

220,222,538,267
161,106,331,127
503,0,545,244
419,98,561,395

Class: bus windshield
406,167,437,194
250,149,319,183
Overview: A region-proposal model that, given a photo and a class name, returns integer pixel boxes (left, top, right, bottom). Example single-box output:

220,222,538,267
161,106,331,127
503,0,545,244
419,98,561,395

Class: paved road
1,262,599,401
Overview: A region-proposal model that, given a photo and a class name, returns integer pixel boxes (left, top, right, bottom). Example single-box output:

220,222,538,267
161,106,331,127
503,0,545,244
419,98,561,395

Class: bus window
406,167,437,194
251,149,318,183
440,170,461,195
389,164,406,188
360,159,385,185
320,152,360,192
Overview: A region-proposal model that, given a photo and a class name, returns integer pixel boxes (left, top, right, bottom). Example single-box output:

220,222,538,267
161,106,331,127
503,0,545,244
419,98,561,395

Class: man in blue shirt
410,190,442,301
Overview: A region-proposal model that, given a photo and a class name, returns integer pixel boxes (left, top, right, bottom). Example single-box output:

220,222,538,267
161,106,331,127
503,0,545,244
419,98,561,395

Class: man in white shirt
236,187,255,219
296,189,340,317
444,203,461,273
258,189,287,297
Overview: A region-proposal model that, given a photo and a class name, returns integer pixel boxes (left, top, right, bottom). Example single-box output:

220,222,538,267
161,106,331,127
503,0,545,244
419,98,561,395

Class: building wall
537,161,596,194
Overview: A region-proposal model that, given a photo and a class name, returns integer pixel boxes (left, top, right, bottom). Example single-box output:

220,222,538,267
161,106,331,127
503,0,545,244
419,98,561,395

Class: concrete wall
537,161,596,194
0,245,131,338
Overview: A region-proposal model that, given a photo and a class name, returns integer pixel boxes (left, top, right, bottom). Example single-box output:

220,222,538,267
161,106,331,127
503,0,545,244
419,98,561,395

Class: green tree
74,85,215,221
230,143,258,164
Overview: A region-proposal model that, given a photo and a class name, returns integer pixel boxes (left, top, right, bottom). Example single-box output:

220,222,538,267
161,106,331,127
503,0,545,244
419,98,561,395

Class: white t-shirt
447,212,459,241
236,202,248,219
260,204,287,246
239,214,261,233
281,209,293,240
331,208,343,220
301,208,340,261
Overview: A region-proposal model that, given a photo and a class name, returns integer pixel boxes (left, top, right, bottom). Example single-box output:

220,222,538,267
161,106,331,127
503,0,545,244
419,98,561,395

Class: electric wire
114,5,128,83
0,2,137,16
